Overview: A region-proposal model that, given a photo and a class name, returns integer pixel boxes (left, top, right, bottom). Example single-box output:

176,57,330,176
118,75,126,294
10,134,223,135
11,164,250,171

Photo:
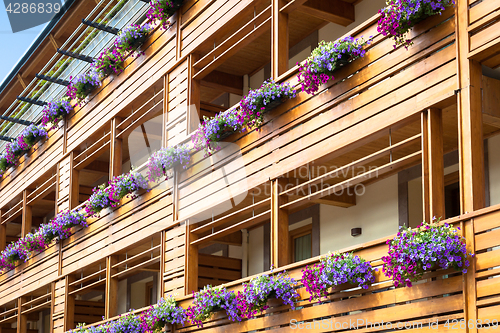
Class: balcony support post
64,275,75,331
105,256,119,319
21,190,32,237
185,220,199,295
17,297,27,333
271,178,289,268
0,210,5,252
421,108,445,222
272,0,289,78
110,117,123,178
163,74,169,148
456,0,480,331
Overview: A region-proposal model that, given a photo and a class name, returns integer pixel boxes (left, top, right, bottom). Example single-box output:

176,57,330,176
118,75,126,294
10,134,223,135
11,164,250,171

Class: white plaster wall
248,226,264,276
320,175,399,253
117,279,128,314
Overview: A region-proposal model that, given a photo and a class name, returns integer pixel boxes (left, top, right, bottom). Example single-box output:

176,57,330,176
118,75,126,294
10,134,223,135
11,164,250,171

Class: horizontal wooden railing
176,7,458,223
468,0,500,64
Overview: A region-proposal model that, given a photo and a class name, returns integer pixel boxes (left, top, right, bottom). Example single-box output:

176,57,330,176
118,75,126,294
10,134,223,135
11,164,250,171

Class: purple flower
382,219,472,287
147,144,191,182
147,0,183,30
298,37,369,95
377,0,455,48
42,98,72,129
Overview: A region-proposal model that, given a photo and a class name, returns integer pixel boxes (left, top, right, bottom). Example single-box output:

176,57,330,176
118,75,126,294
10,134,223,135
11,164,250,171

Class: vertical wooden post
21,190,32,237
69,152,79,210
159,230,166,298
421,109,445,222
456,0,485,215
463,218,477,333
50,282,55,333
184,221,198,295
187,54,200,135
271,178,289,268
105,256,119,319
0,210,5,252
272,0,289,78
17,297,26,333
64,275,75,331
110,117,123,178
163,74,169,148
456,1,480,331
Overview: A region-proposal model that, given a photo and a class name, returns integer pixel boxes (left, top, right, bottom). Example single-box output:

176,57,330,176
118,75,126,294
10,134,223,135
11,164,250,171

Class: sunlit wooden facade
0,0,500,332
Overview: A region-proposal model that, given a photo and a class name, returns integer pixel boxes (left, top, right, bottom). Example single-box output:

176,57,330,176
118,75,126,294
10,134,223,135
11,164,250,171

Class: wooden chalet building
0,0,499,331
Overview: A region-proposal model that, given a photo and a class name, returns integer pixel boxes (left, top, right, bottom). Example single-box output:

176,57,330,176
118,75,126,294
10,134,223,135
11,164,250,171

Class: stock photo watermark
3,0,62,33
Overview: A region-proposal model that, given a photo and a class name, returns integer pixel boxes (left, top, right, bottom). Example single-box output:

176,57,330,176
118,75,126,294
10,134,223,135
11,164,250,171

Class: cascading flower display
67,69,101,101
301,252,376,301
85,169,148,217
115,24,153,53
18,124,48,148
92,47,126,78
236,271,299,319
192,108,242,156
382,219,471,287
146,144,191,182
239,79,297,130
298,37,369,95
41,98,73,128
0,124,47,178
0,210,86,271
186,285,240,327
147,0,184,30
139,296,186,332
377,0,455,48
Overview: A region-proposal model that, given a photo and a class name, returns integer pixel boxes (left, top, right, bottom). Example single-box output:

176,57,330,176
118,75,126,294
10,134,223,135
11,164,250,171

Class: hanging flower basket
147,0,184,30
382,219,473,288
298,37,370,95
41,98,73,128
377,0,455,49
239,79,297,130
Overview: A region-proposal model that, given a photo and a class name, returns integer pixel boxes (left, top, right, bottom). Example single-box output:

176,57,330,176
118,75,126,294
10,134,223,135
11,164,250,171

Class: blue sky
0,5,56,87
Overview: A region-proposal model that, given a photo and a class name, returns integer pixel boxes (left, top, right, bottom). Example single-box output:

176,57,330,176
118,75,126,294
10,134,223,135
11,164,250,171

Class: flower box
382,219,472,287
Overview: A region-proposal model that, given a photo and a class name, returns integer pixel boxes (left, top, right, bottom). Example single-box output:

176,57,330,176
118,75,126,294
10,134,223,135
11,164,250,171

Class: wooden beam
48,34,59,51
110,117,123,178
159,231,166,298
271,178,289,268
272,0,289,78
422,109,445,222
456,0,485,215
185,221,199,295
482,75,500,127
200,71,244,96
17,298,27,333
312,191,356,207
280,0,309,14
299,0,355,26
456,0,480,331
21,191,32,237
16,74,27,90
0,210,5,252
105,256,119,319
64,276,75,331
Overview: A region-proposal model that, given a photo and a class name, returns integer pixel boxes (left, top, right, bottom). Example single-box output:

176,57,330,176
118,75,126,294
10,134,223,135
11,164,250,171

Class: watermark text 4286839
3,0,62,33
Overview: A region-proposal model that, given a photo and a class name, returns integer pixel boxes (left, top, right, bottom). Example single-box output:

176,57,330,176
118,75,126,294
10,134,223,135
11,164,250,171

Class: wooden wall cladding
61,189,173,276
468,0,500,67
164,223,187,297
176,230,466,333
176,7,458,222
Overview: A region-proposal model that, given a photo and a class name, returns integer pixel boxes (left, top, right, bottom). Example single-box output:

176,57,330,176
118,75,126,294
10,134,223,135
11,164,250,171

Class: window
290,225,312,263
